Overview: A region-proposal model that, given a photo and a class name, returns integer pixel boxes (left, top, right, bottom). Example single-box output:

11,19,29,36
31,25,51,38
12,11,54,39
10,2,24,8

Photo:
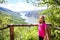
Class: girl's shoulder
43,23,47,28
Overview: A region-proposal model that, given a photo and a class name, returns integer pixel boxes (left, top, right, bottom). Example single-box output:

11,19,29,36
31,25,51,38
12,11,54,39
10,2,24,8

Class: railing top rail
0,24,60,30
7,23,52,26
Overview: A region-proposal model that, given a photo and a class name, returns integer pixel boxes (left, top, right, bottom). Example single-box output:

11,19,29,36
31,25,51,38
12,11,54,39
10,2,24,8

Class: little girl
38,16,47,40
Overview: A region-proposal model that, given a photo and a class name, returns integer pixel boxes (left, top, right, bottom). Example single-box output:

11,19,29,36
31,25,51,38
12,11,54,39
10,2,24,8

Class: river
20,13,39,24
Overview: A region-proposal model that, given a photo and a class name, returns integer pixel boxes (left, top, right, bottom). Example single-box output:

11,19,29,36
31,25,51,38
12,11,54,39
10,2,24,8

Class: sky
0,0,47,12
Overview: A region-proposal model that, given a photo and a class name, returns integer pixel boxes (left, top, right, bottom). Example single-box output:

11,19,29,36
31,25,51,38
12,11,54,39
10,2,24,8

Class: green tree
0,11,26,40
26,0,60,40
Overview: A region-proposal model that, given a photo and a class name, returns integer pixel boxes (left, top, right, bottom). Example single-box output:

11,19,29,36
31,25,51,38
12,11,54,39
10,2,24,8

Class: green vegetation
27,0,60,40
0,11,38,40
0,11,27,40
0,0,60,40
14,27,38,40
39,0,60,40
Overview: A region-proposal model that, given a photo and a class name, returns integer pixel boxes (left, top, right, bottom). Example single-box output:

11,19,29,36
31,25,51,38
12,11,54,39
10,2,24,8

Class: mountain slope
0,7,21,18
0,7,26,24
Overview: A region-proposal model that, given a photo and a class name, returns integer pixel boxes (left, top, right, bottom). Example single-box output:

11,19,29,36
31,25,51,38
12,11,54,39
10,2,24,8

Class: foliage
0,0,60,40
0,10,38,40
0,11,27,40
40,0,60,40
14,27,38,40
41,6,60,26
26,0,60,40
0,11,11,40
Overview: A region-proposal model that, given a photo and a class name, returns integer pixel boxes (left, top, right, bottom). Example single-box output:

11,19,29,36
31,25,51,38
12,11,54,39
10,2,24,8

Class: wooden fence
0,24,52,40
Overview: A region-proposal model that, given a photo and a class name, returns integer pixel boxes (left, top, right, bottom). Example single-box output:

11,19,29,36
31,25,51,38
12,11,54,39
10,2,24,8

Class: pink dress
38,23,47,37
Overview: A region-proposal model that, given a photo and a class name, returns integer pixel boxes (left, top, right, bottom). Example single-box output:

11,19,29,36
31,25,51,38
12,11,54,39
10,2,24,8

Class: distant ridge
0,7,21,18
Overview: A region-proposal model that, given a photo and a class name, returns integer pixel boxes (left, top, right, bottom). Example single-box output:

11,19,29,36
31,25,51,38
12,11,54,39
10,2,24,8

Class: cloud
0,2,47,12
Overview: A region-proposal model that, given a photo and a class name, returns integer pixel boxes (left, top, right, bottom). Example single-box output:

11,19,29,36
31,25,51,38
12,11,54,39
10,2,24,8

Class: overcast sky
0,0,47,12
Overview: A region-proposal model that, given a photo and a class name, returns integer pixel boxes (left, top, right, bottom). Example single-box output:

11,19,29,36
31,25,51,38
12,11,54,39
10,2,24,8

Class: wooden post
47,25,51,40
10,25,14,40
44,25,51,40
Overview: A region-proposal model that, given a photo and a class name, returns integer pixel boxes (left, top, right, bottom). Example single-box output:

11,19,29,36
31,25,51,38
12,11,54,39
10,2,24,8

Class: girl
38,16,47,40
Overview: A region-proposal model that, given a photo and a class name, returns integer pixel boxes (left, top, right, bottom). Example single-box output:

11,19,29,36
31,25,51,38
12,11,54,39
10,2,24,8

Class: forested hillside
0,7,38,40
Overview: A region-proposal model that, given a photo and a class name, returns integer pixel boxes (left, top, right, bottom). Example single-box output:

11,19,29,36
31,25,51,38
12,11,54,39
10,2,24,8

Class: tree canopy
26,0,60,40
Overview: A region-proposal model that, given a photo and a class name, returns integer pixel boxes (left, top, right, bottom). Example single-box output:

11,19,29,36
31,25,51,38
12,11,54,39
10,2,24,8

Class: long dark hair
39,16,45,23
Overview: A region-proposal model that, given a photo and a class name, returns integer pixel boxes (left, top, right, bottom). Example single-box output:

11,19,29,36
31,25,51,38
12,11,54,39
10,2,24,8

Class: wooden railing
7,24,51,40
0,24,52,40
0,24,60,40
